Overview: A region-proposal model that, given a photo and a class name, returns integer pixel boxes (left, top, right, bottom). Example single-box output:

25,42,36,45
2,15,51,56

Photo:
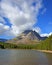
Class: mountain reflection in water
0,50,52,65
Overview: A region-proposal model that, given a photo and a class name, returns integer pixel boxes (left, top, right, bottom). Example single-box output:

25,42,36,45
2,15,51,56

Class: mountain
22,30,47,40
0,39,7,42
6,30,47,44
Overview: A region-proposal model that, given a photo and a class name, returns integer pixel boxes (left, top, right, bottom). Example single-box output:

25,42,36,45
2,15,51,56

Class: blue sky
0,0,52,39
36,0,52,34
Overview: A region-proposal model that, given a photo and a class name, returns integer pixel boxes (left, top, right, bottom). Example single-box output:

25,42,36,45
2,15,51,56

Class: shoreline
0,49,52,53
36,50,52,53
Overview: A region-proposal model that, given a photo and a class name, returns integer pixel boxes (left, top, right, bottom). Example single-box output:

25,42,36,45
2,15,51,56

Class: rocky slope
6,30,47,44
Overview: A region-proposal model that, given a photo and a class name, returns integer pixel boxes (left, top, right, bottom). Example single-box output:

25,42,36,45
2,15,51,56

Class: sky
0,0,52,39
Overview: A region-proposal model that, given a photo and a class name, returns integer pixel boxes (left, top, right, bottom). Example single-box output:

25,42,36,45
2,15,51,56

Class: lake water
0,50,52,65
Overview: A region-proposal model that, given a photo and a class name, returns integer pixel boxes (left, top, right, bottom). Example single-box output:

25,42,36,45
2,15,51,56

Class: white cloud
0,16,5,24
40,32,52,37
0,23,10,35
0,23,16,38
33,27,41,33
0,0,43,38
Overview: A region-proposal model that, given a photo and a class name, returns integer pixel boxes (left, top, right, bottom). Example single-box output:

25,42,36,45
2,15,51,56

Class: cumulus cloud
0,0,43,38
0,23,10,35
33,27,41,33
40,32,52,37
0,16,6,24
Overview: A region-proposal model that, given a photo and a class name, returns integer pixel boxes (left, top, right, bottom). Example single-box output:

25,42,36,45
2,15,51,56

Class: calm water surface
0,50,52,65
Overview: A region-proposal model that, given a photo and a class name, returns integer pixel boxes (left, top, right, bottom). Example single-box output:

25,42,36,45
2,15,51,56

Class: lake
0,50,52,65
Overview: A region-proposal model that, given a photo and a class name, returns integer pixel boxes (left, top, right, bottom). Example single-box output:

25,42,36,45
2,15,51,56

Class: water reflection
0,50,52,65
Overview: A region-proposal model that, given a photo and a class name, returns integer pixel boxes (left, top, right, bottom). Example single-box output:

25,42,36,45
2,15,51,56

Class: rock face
6,30,47,44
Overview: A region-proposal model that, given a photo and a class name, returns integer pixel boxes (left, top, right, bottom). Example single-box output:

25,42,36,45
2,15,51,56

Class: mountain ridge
6,30,47,44
0,39,7,42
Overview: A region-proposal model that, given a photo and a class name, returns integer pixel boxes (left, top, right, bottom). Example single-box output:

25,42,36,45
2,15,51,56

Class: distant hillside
34,35,52,50
0,39,7,42
0,35,52,50
6,30,47,44
0,42,18,49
